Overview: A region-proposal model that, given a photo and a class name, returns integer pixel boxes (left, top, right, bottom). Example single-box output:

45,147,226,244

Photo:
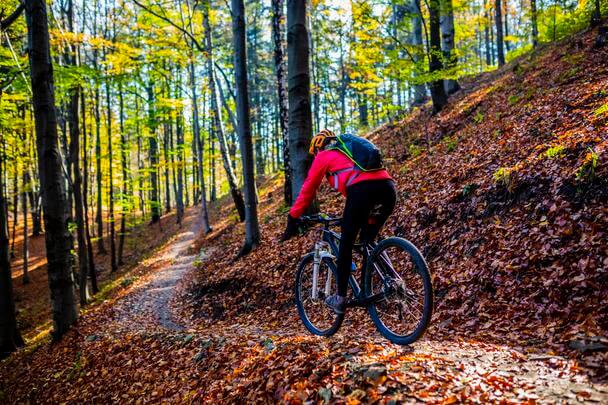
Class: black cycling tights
337,179,396,297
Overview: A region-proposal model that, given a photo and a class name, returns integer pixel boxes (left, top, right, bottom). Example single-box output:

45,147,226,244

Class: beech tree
25,0,78,338
287,0,313,201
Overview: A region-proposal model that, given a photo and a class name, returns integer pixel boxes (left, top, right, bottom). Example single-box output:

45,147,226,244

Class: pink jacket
289,149,393,218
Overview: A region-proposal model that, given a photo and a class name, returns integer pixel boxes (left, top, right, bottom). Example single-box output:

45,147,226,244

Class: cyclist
281,129,396,314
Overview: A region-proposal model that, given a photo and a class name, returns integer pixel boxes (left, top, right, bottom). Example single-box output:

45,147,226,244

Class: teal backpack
326,134,384,188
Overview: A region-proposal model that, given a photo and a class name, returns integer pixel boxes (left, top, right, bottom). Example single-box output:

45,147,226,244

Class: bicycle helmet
309,129,336,155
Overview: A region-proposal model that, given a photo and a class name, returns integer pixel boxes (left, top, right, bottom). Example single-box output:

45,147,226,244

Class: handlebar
300,214,342,226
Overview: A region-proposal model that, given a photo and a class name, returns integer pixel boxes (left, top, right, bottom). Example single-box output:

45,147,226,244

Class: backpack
325,134,384,188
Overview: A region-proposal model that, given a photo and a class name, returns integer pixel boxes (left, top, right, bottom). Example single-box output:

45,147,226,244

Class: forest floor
0,188,606,403
2,22,608,404
8,206,196,342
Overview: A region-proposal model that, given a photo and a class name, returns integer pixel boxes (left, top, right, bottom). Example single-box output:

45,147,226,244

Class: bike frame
312,222,401,308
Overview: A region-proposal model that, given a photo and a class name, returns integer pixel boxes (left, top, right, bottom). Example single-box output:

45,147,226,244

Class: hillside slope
179,22,608,395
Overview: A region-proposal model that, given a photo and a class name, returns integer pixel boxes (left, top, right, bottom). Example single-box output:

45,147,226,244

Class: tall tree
25,0,78,338
66,0,90,304
530,0,539,47
188,61,212,233
271,0,291,205
495,0,506,66
202,1,246,222
428,0,448,112
232,0,261,255
147,81,161,223
411,0,426,105
287,0,314,202
441,0,460,94
0,102,24,356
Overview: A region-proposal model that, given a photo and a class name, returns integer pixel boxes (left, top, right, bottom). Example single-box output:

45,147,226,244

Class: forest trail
109,215,201,333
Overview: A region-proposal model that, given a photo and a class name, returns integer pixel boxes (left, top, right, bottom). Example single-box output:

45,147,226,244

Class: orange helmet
309,129,336,155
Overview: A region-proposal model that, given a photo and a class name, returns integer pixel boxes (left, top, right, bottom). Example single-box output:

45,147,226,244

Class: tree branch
132,0,205,53
0,2,24,31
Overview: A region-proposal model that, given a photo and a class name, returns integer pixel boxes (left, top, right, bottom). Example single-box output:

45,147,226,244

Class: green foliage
461,183,479,198
508,95,520,106
442,136,458,153
408,144,424,159
545,145,566,159
576,148,599,182
493,167,514,190
594,103,608,117
506,44,533,63
474,111,484,124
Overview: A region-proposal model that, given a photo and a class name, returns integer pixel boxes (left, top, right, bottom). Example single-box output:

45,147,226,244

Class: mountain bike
294,214,433,345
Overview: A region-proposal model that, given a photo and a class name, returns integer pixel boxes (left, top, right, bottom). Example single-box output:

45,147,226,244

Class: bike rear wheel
295,253,344,336
364,237,433,345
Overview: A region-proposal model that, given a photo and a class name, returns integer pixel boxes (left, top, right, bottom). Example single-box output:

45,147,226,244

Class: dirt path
109,217,201,334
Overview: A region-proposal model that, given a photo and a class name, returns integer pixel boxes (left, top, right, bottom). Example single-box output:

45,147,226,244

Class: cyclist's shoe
325,294,346,314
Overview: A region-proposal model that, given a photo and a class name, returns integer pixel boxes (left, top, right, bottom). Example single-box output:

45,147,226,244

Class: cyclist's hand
280,214,300,242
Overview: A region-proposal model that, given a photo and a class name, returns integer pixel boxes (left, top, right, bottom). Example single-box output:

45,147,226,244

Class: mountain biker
281,129,396,315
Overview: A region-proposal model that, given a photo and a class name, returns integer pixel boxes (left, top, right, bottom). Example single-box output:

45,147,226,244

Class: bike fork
312,241,334,300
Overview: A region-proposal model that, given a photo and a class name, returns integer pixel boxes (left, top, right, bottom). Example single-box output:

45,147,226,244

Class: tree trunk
22,172,29,285
530,0,538,47
495,0,505,66
118,87,128,264
175,88,185,225
504,0,511,52
69,84,90,303
10,171,17,259
0,145,23,357
106,80,118,271
81,88,98,293
232,0,261,255
272,0,291,205
591,0,602,25
441,0,460,94
428,0,448,112
484,2,492,65
188,61,212,233
25,0,78,339
411,0,426,105
147,82,161,224
202,2,246,222
287,0,314,202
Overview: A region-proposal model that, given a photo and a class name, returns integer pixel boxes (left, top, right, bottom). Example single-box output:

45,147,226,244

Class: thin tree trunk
495,0,505,66
147,82,161,224
411,0,426,105
287,0,314,202
175,83,185,224
530,0,538,47
69,83,91,305
106,80,118,271
25,0,78,339
118,87,128,264
441,0,460,94
202,1,246,222
0,136,23,357
22,171,29,285
94,83,105,253
232,0,260,255
10,170,17,259
428,0,448,112
188,61,212,233
81,88,97,293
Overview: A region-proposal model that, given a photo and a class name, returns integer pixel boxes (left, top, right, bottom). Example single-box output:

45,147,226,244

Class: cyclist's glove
280,214,300,242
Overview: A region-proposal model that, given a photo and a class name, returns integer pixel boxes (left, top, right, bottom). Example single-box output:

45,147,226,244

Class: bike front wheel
295,253,344,336
364,237,433,345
